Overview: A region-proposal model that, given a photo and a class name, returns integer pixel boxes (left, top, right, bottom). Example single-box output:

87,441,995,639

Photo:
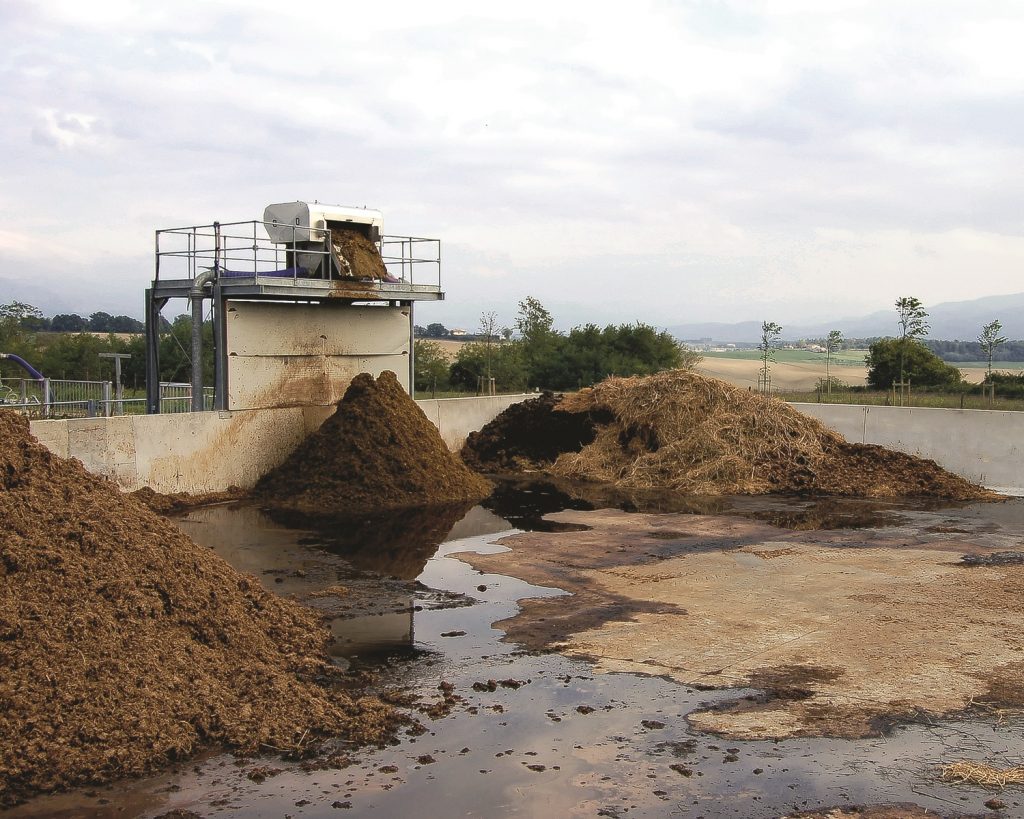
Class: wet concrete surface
6,484,1024,818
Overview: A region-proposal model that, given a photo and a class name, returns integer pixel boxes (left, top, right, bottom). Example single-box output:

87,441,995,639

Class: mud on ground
454,502,1024,742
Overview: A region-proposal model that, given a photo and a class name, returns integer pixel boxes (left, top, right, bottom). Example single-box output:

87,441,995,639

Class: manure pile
254,370,491,517
0,411,400,807
330,227,389,280
462,370,991,500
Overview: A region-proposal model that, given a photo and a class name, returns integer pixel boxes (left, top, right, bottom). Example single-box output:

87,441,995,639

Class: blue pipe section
0,353,44,381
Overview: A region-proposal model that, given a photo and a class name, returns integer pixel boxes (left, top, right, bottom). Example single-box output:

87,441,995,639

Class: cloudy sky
1,0,1022,331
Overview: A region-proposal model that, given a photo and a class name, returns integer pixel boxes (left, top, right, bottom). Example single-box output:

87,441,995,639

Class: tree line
1,302,207,388
415,297,699,393
4,297,691,394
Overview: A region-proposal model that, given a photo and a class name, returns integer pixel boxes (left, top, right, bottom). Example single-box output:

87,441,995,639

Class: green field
701,349,868,366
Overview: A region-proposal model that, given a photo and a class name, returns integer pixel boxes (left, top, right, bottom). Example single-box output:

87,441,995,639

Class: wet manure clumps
460,391,601,472
254,370,491,517
463,370,992,500
330,227,390,280
0,411,401,807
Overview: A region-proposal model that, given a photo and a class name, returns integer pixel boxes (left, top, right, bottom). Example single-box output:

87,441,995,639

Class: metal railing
0,378,214,418
154,220,441,289
158,383,215,413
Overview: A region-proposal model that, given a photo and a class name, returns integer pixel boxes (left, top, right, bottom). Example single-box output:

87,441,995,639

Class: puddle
7,487,1024,818
482,476,989,533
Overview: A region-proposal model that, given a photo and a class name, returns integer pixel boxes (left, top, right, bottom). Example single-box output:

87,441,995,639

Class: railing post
42,378,51,418
103,382,112,417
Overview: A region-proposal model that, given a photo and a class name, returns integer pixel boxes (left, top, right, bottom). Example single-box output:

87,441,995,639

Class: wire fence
0,378,214,418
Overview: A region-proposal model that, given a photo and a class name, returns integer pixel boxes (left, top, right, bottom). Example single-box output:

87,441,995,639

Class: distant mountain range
668,292,1024,344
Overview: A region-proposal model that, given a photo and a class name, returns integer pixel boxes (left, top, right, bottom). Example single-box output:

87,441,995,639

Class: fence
0,378,213,418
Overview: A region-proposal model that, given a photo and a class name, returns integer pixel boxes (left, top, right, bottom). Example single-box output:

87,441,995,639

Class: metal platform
150,275,444,303
145,219,444,413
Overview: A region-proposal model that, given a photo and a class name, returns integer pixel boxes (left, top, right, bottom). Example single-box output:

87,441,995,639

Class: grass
702,349,869,366
780,389,1024,412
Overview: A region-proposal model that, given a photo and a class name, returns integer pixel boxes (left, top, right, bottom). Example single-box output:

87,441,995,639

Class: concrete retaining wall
793,403,1024,495
29,397,1023,496
29,394,531,494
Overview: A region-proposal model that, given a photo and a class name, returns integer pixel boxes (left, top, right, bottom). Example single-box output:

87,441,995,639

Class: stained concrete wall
30,397,1021,496
29,394,531,494
226,301,411,409
416,394,532,451
793,403,1024,495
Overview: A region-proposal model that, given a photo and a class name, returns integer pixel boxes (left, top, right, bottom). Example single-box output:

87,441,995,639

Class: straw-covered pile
0,410,401,807
940,761,1024,789
465,370,992,500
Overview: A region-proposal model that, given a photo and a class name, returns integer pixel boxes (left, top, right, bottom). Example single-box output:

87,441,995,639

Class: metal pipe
0,353,44,381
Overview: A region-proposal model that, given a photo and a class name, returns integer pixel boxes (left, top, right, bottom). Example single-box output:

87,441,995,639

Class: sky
1,0,1023,332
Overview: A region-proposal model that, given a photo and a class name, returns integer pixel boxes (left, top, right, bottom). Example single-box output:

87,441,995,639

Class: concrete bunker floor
459,499,1024,743
8,488,1024,818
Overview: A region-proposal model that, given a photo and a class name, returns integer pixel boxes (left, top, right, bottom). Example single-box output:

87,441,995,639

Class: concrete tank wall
29,394,531,494
793,403,1024,495
226,301,411,409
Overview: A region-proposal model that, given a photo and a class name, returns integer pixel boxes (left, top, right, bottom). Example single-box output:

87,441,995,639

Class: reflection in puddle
741,497,911,530
263,501,477,579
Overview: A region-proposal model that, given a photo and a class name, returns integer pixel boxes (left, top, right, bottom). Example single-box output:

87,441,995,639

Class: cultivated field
423,341,999,391
697,348,1008,390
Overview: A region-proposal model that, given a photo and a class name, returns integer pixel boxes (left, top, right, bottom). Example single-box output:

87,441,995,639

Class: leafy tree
413,339,451,394
515,296,561,388
450,341,527,392
87,311,114,332
157,315,214,385
825,330,843,397
424,322,449,338
894,296,929,384
865,338,962,390
108,315,145,333
758,321,782,392
36,333,107,380
501,327,513,342
51,313,88,332
979,320,1007,384
0,302,41,378
0,301,43,323
478,311,499,382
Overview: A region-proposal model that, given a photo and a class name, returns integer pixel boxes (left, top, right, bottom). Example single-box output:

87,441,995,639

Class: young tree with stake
759,321,782,393
979,319,1007,385
825,329,843,397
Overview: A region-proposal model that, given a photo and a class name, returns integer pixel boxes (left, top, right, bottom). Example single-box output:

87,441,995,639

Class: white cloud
0,0,1022,328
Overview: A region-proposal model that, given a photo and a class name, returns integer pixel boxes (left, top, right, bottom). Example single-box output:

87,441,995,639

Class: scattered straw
940,761,1024,789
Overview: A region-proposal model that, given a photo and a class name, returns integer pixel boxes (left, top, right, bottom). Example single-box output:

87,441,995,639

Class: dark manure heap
0,411,401,807
462,370,994,500
461,391,602,473
254,370,491,517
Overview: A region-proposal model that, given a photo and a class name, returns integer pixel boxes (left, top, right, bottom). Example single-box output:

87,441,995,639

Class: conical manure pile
463,370,992,500
254,370,491,517
0,411,400,807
